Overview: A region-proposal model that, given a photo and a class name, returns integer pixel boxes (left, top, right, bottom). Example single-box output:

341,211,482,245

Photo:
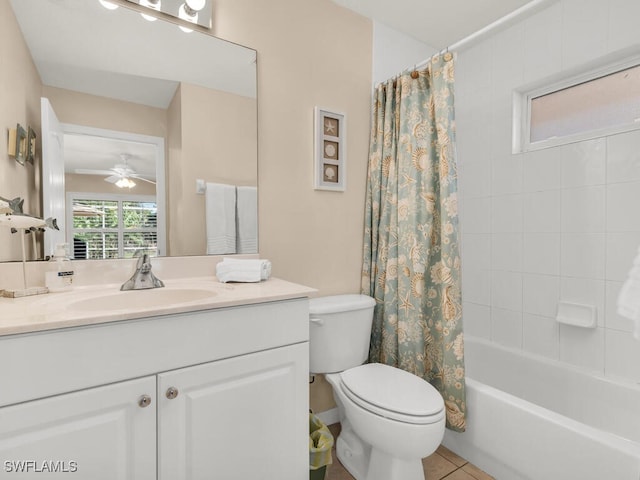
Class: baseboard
314,407,339,426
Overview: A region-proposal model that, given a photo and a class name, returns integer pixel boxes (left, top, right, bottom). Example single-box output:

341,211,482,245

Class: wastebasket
309,413,334,480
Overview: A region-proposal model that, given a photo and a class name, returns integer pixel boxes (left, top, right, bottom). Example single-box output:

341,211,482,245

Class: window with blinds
69,196,158,260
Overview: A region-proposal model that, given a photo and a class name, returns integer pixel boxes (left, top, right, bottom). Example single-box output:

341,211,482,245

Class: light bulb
98,0,119,10
185,0,206,11
140,0,161,21
178,3,197,32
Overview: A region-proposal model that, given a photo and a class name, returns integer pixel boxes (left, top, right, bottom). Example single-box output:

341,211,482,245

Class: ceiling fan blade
74,168,115,176
105,175,120,183
131,175,156,185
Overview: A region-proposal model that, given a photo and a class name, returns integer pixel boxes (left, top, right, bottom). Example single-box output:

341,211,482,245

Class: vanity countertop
0,277,316,336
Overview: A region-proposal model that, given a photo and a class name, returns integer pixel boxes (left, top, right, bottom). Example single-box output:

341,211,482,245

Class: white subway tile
523,273,560,318
462,234,491,272
461,196,491,234
462,302,491,339
523,2,562,83
523,232,561,275
523,147,562,193
460,157,491,198
491,307,523,349
492,153,523,196
608,0,640,53
561,186,605,233
491,233,523,272
560,233,606,279
523,190,561,233
491,194,523,233
605,329,640,383
559,325,605,373
560,138,606,188
605,281,635,332
462,267,491,306
605,232,640,281
561,0,608,70
606,182,640,232
491,270,522,312
523,313,559,359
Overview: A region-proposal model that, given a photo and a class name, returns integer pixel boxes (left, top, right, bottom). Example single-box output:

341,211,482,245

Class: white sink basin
67,288,217,312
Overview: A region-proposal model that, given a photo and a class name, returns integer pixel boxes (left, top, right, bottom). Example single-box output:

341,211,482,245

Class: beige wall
214,0,372,295
0,1,43,261
213,0,373,412
43,86,168,139
169,83,258,256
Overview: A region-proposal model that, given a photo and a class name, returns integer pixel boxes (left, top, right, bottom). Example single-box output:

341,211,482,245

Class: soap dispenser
45,243,74,292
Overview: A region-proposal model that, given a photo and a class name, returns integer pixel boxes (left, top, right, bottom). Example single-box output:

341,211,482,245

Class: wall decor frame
8,124,28,165
27,126,37,164
314,107,346,191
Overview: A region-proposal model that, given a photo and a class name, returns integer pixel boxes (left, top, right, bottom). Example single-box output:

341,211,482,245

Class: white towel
206,183,236,255
236,186,258,254
616,246,640,340
216,258,272,283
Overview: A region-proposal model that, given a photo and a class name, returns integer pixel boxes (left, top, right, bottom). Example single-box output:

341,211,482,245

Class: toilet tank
309,294,376,374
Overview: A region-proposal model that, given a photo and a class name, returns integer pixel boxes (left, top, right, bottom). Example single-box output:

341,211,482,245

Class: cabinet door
0,376,156,479
158,343,309,480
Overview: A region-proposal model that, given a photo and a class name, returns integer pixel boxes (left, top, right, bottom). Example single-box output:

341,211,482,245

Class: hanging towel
215,257,272,283
236,186,258,254
206,183,237,255
617,246,640,340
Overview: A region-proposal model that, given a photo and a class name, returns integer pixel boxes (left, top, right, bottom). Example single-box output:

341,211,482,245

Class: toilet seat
339,363,445,425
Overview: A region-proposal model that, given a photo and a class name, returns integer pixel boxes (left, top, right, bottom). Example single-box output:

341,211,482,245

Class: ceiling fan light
116,177,136,189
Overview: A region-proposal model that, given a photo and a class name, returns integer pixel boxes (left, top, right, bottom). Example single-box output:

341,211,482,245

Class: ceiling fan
75,154,156,188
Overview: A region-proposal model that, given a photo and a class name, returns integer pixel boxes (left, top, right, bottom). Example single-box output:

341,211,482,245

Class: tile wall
455,0,640,383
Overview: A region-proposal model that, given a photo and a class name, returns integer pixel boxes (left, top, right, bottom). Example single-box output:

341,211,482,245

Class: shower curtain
361,53,466,431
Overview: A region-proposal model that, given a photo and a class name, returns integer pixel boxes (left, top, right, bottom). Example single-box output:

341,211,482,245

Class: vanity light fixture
140,0,161,21
177,0,205,32
98,0,119,10
116,177,136,189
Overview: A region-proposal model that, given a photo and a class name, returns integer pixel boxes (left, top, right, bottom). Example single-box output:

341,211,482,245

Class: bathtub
443,337,640,480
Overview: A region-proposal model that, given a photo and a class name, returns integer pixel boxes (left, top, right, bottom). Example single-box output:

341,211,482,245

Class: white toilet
309,294,446,480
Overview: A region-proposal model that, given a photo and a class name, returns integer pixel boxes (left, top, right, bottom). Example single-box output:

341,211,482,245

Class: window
67,194,158,260
515,57,640,151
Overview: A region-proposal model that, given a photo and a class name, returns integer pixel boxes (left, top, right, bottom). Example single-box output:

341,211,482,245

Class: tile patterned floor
325,424,494,480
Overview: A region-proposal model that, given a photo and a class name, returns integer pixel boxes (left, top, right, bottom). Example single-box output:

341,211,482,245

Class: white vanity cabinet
0,297,309,479
158,343,307,479
0,376,157,479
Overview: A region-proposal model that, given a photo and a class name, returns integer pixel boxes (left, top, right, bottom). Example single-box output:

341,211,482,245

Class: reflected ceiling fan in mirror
75,154,156,189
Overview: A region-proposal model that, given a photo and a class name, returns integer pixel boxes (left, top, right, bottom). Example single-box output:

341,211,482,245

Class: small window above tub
514,57,640,152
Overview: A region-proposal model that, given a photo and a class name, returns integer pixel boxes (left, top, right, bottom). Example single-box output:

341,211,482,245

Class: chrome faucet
121,254,165,291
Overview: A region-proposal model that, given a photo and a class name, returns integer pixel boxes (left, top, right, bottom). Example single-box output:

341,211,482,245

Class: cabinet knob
138,394,152,408
166,387,179,400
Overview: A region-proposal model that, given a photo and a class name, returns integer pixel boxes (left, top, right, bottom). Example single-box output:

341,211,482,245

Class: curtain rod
407,0,558,74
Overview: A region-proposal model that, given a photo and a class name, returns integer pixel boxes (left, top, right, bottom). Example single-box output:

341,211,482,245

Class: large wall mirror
7,0,257,260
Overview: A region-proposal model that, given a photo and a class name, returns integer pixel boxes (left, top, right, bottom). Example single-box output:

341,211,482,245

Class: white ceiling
332,0,536,49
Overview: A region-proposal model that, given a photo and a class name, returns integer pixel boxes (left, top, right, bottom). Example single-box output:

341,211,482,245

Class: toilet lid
340,363,445,424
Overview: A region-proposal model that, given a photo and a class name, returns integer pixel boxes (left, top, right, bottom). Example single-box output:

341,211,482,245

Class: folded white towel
215,258,272,283
616,246,640,340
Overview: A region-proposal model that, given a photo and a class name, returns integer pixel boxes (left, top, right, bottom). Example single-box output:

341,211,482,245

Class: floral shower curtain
361,53,466,431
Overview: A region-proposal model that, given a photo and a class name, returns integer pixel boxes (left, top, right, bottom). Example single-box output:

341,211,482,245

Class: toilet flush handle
310,316,324,326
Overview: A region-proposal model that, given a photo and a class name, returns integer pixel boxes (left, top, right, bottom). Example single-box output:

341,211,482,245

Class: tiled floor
324,424,494,480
